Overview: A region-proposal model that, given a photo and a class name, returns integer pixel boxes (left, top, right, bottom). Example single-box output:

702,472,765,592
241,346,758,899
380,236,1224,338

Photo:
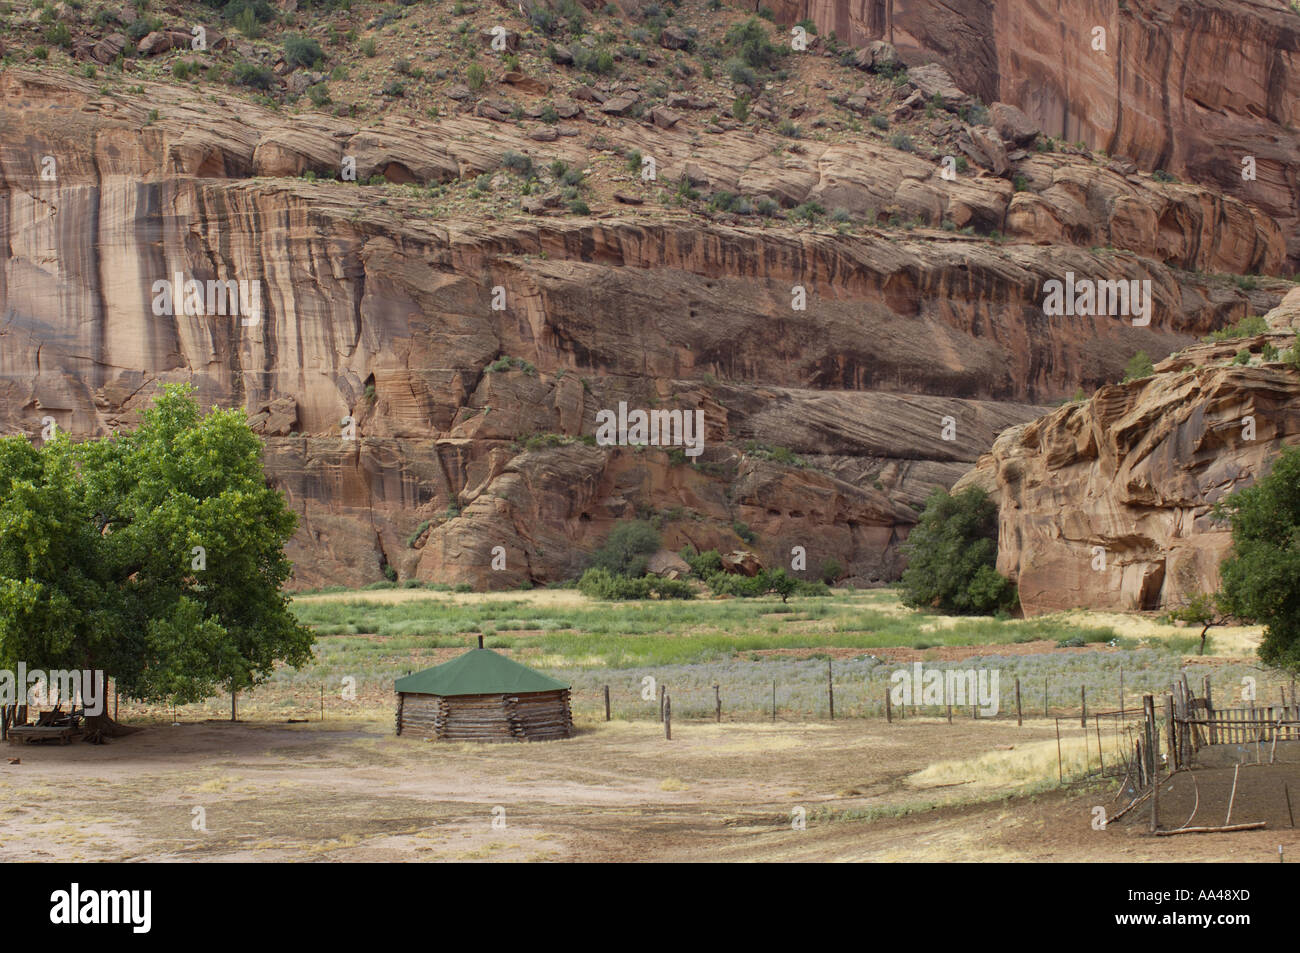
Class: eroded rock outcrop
958,288,1300,616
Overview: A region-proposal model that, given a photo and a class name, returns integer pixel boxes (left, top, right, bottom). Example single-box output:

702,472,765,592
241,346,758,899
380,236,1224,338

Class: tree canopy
900,486,1018,615
1216,446,1300,671
0,384,314,706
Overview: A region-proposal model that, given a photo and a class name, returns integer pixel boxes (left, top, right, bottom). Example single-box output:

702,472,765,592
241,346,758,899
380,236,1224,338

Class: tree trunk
82,712,141,743
1199,624,1210,656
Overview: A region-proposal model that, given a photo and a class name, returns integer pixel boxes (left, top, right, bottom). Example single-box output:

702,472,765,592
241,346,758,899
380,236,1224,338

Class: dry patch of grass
909,735,1096,792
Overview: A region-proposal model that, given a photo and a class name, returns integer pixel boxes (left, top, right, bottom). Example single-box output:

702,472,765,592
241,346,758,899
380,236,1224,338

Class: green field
255,587,1276,721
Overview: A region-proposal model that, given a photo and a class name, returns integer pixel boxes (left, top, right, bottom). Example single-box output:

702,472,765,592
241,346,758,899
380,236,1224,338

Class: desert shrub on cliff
1122,350,1155,381
725,16,783,71
284,34,325,70
1215,446,1300,670
1203,314,1268,342
900,487,1018,615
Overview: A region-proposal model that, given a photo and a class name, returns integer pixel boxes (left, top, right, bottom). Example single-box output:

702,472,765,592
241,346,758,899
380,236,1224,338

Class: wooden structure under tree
394,637,573,742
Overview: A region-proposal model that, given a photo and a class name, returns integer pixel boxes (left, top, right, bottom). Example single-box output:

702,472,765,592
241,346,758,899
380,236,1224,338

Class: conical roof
394,647,569,697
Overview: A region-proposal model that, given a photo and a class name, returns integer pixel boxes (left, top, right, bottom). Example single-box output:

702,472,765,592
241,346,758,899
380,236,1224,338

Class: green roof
394,648,569,697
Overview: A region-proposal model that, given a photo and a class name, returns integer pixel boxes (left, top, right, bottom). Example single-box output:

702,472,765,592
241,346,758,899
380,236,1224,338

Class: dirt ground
2,714,1293,862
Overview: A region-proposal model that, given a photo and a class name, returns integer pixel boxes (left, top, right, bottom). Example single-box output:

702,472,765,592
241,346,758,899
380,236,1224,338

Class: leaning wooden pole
1143,694,1158,832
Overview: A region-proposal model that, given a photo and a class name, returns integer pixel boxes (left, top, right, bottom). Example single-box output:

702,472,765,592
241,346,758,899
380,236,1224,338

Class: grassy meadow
209,586,1282,724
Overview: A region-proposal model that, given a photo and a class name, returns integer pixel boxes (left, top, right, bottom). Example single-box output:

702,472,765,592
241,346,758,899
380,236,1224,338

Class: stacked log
397,689,573,742
512,690,573,741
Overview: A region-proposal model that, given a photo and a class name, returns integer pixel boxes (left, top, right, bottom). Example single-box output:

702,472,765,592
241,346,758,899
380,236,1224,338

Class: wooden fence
1188,706,1300,745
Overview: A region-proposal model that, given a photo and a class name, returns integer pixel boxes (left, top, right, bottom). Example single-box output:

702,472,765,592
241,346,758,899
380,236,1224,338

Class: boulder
650,106,681,129
659,26,691,50
988,102,1039,146
905,62,971,112
90,33,128,64
720,550,764,577
600,93,639,116
647,549,690,577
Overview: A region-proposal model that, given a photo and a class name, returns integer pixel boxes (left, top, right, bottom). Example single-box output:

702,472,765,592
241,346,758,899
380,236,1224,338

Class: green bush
578,568,694,600
725,16,782,70
889,132,916,153
1122,350,1155,381
705,568,808,602
234,62,275,90
818,558,843,585
589,521,661,577
681,548,723,577
1204,314,1268,343
900,487,1018,615
127,16,161,41
45,22,72,47
705,571,767,597
284,34,324,69
502,151,534,176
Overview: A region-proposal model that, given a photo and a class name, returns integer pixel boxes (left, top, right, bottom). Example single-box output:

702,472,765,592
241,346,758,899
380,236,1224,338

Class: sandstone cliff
745,0,1300,268
958,287,1300,616
0,0,1288,590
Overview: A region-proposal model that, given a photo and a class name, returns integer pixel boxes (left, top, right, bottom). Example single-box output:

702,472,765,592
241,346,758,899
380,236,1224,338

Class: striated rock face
0,69,1282,589
742,0,1300,268
958,288,1300,616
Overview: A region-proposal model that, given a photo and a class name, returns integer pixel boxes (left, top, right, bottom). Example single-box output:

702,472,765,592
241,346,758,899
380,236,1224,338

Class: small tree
1165,592,1229,656
900,487,1017,615
1215,446,1300,670
765,568,798,603
589,521,661,577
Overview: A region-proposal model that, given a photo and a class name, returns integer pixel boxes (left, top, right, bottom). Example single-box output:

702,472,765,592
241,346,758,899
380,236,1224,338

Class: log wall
397,690,572,742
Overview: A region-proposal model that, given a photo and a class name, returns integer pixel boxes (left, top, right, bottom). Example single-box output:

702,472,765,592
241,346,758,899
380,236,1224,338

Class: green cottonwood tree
1215,446,1300,671
900,486,1018,615
0,384,314,723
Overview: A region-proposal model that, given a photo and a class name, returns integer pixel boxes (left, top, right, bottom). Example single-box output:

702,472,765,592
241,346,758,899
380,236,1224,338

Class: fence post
885,685,892,723
713,684,720,723
1164,693,1176,770
1204,677,1216,744
604,685,610,722
1080,685,1087,728
664,691,671,741
827,659,834,720
771,680,776,723
659,684,665,723
1144,694,1158,832
1015,677,1022,727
